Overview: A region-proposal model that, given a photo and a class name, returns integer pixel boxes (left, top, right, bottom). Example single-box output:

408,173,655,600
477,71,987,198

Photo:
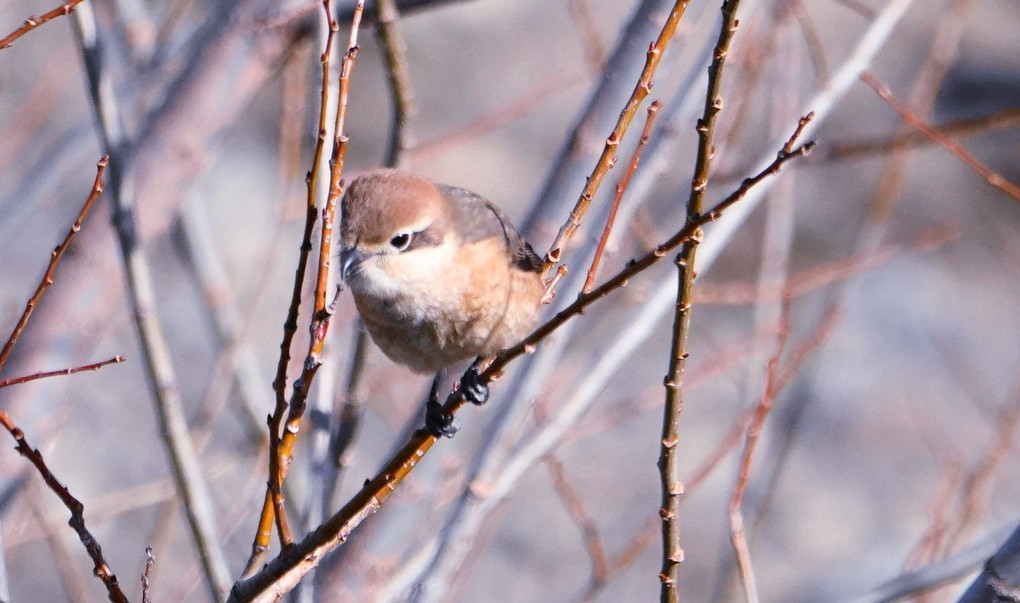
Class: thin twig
729,298,792,603
0,410,127,602
375,0,415,168
0,157,108,374
694,225,959,305
660,2,742,596
142,547,155,603
275,0,363,535
319,0,415,522
583,100,660,295
542,0,693,279
0,0,85,49
544,454,611,586
408,70,587,167
247,0,365,577
785,0,828,84
825,106,1020,161
0,356,125,388
566,0,608,73
227,123,813,603
254,0,343,572
586,407,753,601
860,71,1020,204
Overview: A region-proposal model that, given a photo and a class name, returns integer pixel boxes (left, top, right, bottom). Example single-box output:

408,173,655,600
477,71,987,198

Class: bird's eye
390,233,412,251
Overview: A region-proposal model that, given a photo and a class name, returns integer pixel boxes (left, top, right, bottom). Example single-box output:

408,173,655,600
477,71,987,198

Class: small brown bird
339,169,544,436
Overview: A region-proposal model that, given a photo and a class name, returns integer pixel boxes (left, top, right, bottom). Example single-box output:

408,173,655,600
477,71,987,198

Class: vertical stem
658,1,742,600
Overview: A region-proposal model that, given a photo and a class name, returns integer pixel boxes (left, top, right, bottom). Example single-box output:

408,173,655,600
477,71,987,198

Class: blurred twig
695,225,959,305
566,0,607,73
860,71,1020,205
824,106,1020,161
0,0,85,50
544,454,610,588
72,4,232,597
376,0,415,168
850,522,1016,603
408,70,587,167
729,298,791,603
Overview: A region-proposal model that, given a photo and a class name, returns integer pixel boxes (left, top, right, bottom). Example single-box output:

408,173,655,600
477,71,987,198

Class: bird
338,169,545,437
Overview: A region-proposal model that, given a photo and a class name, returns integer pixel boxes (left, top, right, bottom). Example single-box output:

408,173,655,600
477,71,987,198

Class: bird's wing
438,184,544,274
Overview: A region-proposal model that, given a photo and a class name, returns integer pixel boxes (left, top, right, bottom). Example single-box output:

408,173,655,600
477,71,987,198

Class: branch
660,1,742,597
583,100,660,295
0,157,108,374
72,4,232,596
0,356,125,389
245,0,365,578
541,0,693,278
860,71,1020,204
0,410,127,602
0,0,85,50
824,106,1020,161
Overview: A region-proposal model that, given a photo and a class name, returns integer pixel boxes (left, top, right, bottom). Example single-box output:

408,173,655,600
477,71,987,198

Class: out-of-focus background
1,0,1019,601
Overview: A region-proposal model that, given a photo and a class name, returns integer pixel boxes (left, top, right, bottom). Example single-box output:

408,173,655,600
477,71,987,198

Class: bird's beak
339,247,364,283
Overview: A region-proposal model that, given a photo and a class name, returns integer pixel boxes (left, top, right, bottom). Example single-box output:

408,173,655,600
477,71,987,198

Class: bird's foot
460,364,489,406
425,399,460,438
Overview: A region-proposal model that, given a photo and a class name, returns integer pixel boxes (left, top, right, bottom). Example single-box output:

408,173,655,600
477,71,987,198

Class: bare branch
0,157,108,374
0,356,125,389
0,410,127,602
860,71,1020,204
0,0,85,50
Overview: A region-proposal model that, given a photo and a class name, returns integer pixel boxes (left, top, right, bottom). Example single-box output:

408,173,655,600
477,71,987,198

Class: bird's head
339,170,456,295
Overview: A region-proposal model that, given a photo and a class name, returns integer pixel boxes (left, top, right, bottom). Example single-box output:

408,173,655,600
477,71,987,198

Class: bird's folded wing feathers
438,184,543,274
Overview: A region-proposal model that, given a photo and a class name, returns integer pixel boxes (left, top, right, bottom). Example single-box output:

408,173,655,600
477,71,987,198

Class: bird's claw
425,400,460,438
460,366,489,406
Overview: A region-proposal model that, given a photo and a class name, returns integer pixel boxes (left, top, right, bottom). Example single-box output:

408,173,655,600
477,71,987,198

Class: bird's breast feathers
348,238,542,373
